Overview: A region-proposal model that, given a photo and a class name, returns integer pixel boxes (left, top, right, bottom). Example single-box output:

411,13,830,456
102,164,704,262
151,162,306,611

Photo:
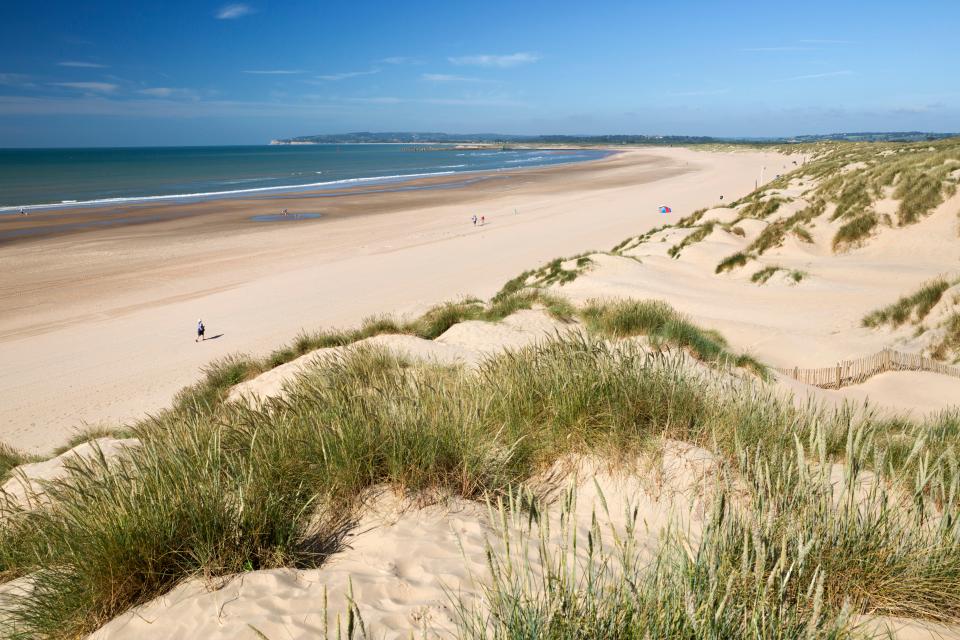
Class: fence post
835,363,841,389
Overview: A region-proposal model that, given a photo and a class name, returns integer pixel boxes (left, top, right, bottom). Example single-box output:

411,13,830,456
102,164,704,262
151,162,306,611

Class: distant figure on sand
719,195,723,201
196,319,205,342
471,215,477,226
481,215,485,225
282,209,288,216
19,207,26,215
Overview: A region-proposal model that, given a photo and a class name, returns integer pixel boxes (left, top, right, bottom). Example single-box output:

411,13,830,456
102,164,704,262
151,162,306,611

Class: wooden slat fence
775,348,960,389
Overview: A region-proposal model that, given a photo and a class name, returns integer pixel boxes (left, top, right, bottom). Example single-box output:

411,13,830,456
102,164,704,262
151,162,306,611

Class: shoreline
0,148,613,215
0,150,616,246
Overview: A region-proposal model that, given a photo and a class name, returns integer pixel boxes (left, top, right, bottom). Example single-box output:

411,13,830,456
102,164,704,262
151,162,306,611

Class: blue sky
1,0,958,146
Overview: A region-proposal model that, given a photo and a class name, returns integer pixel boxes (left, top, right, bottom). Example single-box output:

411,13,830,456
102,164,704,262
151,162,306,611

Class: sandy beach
0,147,783,452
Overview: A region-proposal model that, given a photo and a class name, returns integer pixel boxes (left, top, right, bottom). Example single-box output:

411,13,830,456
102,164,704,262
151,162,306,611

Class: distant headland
270,131,957,145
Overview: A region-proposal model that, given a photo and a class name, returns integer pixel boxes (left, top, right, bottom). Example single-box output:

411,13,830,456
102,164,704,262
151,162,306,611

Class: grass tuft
715,251,751,273
862,278,952,328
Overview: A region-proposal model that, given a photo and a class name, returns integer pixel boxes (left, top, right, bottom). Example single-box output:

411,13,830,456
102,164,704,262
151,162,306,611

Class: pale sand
0,437,139,512
228,309,573,403
91,442,719,640
0,147,784,452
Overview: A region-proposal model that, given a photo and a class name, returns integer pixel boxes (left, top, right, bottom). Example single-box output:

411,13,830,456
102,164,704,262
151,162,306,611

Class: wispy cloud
448,52,539,67
58,61,108,68
668,88,730,97
315,68,380,81
243,69,304,75
799,39,854,44
421,73,487,83
0,94,354,118
785,70,854,81
50,81,118,92
138,87,198,98
379,56,419,65
0,73,31,86
345,95,526,107
216,3,254,19
742,46,816,52
347,96,402,104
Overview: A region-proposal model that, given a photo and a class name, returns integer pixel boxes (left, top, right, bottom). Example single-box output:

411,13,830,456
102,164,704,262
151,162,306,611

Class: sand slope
92,442,718,639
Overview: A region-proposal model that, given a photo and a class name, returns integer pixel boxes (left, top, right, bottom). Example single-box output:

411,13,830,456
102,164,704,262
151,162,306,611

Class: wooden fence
775,348,960,389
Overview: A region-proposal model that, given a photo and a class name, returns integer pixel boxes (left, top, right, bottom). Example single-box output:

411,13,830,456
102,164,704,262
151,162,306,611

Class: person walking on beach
480,215,485,226
19,207,26,216
196,318,205,342
471,214,477,226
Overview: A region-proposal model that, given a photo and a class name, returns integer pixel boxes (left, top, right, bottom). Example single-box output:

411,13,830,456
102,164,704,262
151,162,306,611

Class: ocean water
0,145,609,211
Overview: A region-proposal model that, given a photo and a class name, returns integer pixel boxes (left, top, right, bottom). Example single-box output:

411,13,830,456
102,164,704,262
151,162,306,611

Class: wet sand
0,147,784,451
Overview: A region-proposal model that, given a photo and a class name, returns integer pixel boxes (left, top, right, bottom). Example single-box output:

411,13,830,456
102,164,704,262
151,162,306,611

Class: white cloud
785,70,854,80
667,88,730,97
347,96,402,104
421,73,486,83
344,95,526,107
379,56,419,65
799,39,854,44
0,73,30,85
448,52,539,68
138,87,198,98
742,46,816,52
216,4,254,19
243,69,304,75
58,61,108,68
315,68,380,81
51,81,118,92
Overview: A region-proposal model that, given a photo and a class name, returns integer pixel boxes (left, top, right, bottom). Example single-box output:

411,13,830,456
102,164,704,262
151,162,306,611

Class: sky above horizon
1,0,958,147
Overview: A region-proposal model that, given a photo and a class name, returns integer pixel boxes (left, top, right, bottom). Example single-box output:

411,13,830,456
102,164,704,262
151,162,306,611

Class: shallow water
0,145,610,211
249,213,323,222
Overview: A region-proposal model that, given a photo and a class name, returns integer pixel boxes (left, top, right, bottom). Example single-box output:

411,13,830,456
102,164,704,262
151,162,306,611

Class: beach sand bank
0,147,784,452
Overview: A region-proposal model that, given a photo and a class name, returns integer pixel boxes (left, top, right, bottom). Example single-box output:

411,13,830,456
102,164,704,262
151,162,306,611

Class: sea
0,145,610,211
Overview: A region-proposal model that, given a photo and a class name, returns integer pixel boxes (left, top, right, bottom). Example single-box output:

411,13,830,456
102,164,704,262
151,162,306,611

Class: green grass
667,222,715,258
751,265,782,284
862,278,953,328
715,251,751,273
675,207,708,228
0,444,40,485
932,312,960,361
2,329,959,637
832,211,878,250
50,426,134,457
455,418,960,639
739,195,785,220
579,299,766,377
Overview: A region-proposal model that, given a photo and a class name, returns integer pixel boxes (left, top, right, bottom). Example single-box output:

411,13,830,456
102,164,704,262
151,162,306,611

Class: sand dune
91,442,719,640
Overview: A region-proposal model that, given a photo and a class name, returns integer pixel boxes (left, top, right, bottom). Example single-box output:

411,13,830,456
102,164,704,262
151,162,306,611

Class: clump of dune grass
455,419,960,638
0,443,40,484
610,224,669,254
579,299,766,377
862,278,952,328
675,207,707,228
751,265,782,284
715,251,751,273
667,221,715,258
832,211,878,250
738,195,785,220
930,312,960,362
50,426,133,457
